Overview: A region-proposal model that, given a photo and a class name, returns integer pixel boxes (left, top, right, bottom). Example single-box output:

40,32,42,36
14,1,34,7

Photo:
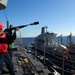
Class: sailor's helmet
0,22,4,29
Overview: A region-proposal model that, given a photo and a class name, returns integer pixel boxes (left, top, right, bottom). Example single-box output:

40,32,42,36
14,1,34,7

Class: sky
0,0,75,37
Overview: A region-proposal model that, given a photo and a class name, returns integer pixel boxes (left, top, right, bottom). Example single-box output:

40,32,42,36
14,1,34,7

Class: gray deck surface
1,46,52,75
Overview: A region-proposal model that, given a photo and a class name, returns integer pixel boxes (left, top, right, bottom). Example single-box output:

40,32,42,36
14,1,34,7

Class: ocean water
56,36,75,45
16,37,35,48
16,36,75,48
22,37,35,47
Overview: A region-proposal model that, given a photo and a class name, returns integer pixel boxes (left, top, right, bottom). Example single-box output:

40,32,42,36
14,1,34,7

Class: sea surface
16,37,35,48
16,36,75,48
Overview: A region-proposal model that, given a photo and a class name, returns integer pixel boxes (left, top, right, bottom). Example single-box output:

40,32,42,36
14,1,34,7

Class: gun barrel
30,21,39,25
4,21,39,32
33,21,39,25
4,25,26,32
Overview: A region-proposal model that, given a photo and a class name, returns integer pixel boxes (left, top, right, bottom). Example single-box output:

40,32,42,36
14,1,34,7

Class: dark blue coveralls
0,52,15,75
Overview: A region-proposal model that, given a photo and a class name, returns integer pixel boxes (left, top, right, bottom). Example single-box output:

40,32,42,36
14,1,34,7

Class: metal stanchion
34,41,38,60
43,33,46,68
62,49,64,75
19,30,22,46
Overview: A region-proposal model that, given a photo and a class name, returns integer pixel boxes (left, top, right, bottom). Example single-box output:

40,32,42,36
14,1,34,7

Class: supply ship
31,26,75,75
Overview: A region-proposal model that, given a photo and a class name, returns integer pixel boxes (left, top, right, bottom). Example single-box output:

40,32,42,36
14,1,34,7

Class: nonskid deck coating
1,46,53,75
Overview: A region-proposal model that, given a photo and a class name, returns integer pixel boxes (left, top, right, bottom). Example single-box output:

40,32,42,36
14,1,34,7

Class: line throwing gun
4,21,39,32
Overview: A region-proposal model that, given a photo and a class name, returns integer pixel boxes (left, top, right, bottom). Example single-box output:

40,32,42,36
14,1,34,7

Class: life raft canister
0,0,8,10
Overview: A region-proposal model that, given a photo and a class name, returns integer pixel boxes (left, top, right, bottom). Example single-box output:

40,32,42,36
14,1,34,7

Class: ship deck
1,45,54,75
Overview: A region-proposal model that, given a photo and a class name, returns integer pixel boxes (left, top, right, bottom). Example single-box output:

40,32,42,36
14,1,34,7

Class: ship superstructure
35,27,57,48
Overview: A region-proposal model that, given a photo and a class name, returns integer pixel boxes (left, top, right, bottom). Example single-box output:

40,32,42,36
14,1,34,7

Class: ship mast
45,26,48,32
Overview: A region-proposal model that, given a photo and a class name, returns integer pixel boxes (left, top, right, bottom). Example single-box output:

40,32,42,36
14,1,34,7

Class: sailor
0,22,15,75
6,25,19,59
